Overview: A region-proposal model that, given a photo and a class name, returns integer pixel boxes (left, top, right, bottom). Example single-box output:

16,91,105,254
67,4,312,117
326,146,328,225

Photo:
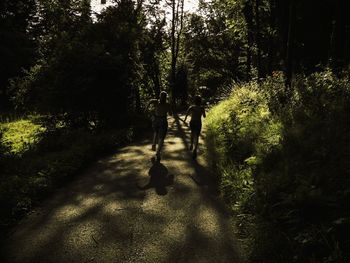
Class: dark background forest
1,0,350,262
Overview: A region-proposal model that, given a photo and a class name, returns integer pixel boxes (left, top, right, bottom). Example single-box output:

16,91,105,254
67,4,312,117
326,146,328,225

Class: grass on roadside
204,70,350,262
0,116,137,235
0,118,46,155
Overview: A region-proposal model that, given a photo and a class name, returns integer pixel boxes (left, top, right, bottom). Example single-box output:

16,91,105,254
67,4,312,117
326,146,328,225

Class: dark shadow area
172,114,218,193
0,141,151,263
1,118,242,263
176,114,206,142
166,224,242,263
138,158,174,196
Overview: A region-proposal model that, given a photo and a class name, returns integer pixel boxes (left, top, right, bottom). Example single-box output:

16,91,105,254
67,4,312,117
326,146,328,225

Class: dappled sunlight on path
2,116,243,263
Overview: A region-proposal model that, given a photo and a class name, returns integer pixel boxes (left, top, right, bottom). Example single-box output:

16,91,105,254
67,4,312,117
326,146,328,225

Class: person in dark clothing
184,95,206,159
146,91,172,161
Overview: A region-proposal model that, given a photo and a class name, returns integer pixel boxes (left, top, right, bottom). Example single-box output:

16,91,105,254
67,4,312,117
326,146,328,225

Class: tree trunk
267,0,276,75
170,0,176,105
285,0,295,91
153,63,161,98
169,0,184,106
255,0,263,80
243,1,254,80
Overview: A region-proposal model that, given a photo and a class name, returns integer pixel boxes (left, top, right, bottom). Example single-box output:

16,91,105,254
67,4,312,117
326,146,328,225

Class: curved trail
2,116,243,263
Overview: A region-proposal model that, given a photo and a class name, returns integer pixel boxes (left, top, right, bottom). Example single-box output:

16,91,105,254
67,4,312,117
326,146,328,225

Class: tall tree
0,0,36,110
285,0,296,89
166,0,185,105
254,0,263,79
138,0,167,100
243,1,254,79
184,0,247,98
12,0,147,126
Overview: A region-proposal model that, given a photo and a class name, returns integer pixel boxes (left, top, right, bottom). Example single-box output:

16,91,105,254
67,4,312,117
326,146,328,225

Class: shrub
205,81,282,208
0,117,135,234
205,69,350,262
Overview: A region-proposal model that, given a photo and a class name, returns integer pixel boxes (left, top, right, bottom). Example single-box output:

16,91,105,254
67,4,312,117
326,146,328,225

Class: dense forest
1,0,350,262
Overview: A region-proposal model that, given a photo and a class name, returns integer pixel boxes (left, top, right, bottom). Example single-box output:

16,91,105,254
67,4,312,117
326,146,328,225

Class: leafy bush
205,69,350,262
0,127,6,155
0,117,136,234
205,80,282,207
9,0,145,127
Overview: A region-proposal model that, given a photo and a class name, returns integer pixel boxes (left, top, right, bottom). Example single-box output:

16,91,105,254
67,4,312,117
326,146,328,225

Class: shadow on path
138,158,174,195
1,117,244,263
172,114,218,193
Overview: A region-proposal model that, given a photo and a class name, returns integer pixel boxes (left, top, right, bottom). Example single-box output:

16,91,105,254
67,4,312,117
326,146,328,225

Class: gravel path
2,116,243,263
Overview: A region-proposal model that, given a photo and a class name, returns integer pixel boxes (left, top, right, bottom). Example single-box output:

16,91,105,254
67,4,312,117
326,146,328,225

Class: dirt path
2,116,243,263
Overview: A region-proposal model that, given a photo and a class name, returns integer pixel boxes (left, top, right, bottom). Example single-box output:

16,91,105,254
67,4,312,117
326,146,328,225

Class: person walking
146,91,172,161
184,95,206,159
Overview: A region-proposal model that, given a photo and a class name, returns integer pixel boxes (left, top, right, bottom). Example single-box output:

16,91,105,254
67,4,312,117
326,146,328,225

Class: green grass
0,119,46,155
0,116,137,234
204,70,350,262
205,82,282,208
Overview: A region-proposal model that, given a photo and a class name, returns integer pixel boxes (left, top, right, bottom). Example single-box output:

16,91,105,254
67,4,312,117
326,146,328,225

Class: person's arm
202,107,206,118
184,106,192,122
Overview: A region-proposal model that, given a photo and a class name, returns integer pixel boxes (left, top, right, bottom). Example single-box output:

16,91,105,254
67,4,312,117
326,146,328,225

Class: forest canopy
1,0,350,116
1,0,350,262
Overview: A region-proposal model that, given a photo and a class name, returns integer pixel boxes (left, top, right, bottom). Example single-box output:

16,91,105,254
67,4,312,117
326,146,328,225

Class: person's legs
189,132,194,150
152,117,158,151
189,120,194,150
193,134,199,151
155,119,168,161
156,136,164,160
192,133,199,159
192,121,201,159
152,132,158,151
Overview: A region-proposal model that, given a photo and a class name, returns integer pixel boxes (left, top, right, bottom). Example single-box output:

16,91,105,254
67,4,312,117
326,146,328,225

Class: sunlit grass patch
0,117,135,232
205,82,283,205
205,70,350,262
0,119,46,155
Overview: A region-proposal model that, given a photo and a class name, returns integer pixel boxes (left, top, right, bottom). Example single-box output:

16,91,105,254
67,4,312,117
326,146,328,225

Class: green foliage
205,69,350,262
10,0,147,125
139,13,167,99
184,0,247,98
0,0,36,110
0,128,8,157
0,118,46,155
0,116,135,232
206,80,282,206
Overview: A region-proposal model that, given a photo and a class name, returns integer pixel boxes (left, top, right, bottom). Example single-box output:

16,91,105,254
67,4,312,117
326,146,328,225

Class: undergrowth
205,69,350,262
0,115,142,236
